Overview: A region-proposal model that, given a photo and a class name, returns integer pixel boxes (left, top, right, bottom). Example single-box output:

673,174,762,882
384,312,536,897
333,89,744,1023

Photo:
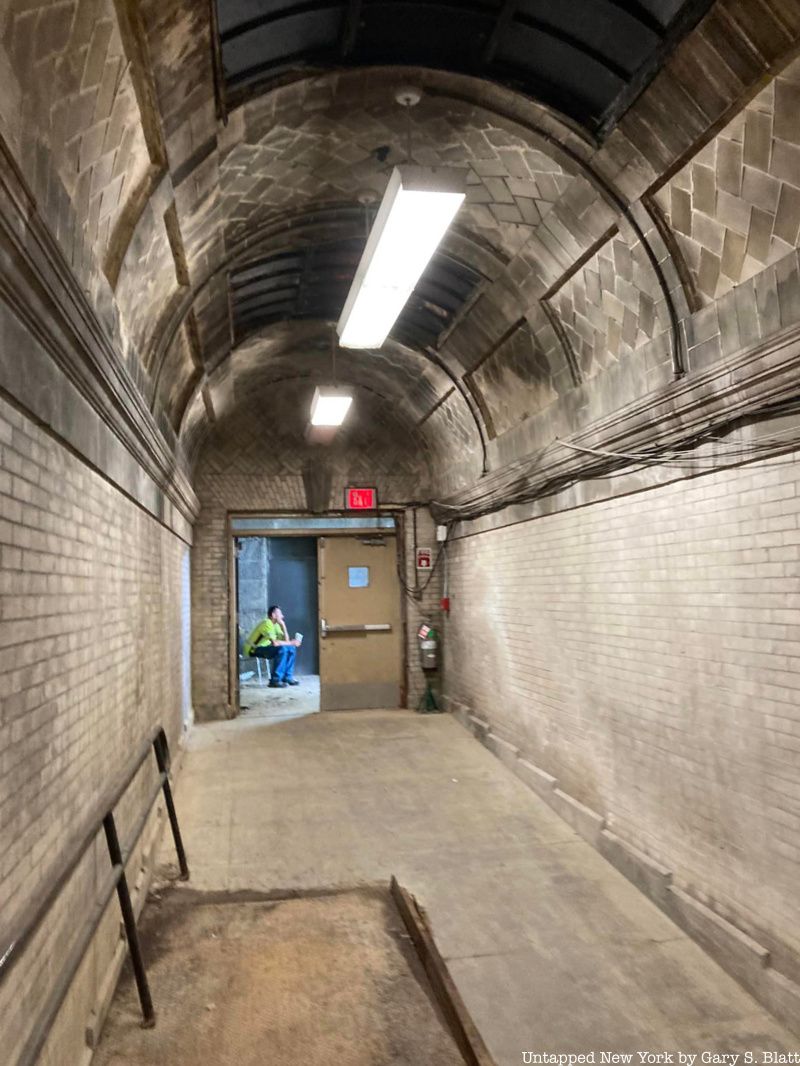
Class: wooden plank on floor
390,877,497,1066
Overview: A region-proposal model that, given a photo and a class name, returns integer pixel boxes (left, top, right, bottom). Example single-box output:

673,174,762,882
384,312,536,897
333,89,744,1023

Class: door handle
320,617,328,638
322,623,392,633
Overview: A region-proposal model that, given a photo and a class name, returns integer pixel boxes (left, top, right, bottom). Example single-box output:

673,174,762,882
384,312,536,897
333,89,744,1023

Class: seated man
244,605,300,688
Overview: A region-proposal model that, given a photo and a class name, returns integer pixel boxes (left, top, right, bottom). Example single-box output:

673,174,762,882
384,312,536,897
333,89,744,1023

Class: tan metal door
318,535,402,710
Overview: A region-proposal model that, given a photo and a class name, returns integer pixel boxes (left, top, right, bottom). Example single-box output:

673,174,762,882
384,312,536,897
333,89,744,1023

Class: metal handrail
1,725,189,1066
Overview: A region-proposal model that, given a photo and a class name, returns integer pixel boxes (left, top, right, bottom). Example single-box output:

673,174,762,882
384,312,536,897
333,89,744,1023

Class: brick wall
192,442,440,718
191,395,435,719
191,500,230,720
0,392,188,1064
444,453,800,966
403,507,444,710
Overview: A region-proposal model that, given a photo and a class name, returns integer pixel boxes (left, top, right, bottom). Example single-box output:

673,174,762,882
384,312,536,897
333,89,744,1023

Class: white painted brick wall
445,454,800,961
404,507,444,709
0,394,187,1064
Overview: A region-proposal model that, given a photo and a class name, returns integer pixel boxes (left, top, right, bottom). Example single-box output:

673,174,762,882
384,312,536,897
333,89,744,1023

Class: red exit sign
345,486,378,511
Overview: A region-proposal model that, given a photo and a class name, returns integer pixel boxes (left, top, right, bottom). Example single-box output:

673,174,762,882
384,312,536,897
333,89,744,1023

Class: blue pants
254,644,296,682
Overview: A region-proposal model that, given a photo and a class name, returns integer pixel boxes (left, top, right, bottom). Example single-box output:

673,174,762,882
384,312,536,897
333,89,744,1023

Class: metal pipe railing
0,725,189,1066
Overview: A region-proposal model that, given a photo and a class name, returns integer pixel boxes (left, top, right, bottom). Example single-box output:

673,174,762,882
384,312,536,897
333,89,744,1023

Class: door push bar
320,618,392,636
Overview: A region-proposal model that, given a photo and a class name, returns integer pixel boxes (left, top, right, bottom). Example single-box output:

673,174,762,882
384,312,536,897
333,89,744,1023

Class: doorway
236,535,320,719
230,515,405,717
318,534,403,711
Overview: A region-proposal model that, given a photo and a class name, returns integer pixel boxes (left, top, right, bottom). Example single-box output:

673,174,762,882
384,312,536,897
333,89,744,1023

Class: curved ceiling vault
182,320,479,480
193,374,438,512
112,0,727,486
4,0,793,503
155,71,593,459
229,239,484,348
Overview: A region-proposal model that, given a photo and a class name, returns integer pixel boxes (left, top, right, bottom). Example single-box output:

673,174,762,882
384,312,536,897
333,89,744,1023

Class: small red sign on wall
345,486,378,511
416,547,432,570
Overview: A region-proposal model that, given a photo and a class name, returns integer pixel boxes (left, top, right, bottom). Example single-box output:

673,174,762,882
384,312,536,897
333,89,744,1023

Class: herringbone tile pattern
466,321,557,439
654,56,800,304
2,0,151,289
115,192,180,362
220,92,576,262
180,320,478,469
196,379,431,508
546,232,666,381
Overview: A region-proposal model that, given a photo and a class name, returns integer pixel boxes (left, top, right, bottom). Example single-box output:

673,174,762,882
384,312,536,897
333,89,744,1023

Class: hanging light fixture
337,89,465,350
337,166,465,349
310,386,352,426
306,333,352,444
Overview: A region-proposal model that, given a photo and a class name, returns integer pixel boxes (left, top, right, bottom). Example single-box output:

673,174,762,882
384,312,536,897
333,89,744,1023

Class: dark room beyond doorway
237,535,320,719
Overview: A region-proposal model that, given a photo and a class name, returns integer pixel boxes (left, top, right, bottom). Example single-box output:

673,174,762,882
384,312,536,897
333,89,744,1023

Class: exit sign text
345,486,378,511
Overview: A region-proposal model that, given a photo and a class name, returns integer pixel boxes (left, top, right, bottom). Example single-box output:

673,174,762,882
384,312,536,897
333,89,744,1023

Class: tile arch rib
181,321,478,485
145,65,698,466
160,206,514,457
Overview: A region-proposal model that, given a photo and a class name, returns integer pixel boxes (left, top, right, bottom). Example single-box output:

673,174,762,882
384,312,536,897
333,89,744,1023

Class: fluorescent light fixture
337,166,466,349
310,386,353,426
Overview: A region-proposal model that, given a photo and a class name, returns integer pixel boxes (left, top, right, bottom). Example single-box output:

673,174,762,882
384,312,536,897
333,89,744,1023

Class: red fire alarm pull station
345,486,378,511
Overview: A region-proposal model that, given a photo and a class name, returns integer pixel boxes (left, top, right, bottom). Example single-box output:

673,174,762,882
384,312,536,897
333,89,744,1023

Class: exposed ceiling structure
216,0,716,134
229,238,484,348
6,0,790,498
123,0,793,488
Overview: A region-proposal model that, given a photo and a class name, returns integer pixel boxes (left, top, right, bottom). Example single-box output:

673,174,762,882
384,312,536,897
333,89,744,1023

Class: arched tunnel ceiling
216,0,716,134
155,73,592,437
102,4,797,487
3,0,795,503
194,374,437,511
229,239,484,348
183,320,481,481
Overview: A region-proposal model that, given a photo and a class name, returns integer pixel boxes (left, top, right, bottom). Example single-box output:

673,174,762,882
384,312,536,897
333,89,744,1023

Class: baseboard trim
447,696,800,1038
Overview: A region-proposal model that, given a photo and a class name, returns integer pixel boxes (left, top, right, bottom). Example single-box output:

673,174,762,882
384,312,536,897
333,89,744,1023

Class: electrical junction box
436,525,448,542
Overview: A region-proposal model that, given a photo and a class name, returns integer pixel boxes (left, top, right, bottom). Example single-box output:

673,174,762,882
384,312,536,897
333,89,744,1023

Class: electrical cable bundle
396,526,449,602
430,395,800,524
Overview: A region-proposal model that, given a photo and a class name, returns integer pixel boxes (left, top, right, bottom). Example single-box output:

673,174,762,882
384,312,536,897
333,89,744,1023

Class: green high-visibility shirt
244,618,282,656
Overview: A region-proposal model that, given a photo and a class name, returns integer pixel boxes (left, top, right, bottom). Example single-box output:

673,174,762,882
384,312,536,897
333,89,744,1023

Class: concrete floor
156,709,794,1063
239,673,320,721
94,889,463,1066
